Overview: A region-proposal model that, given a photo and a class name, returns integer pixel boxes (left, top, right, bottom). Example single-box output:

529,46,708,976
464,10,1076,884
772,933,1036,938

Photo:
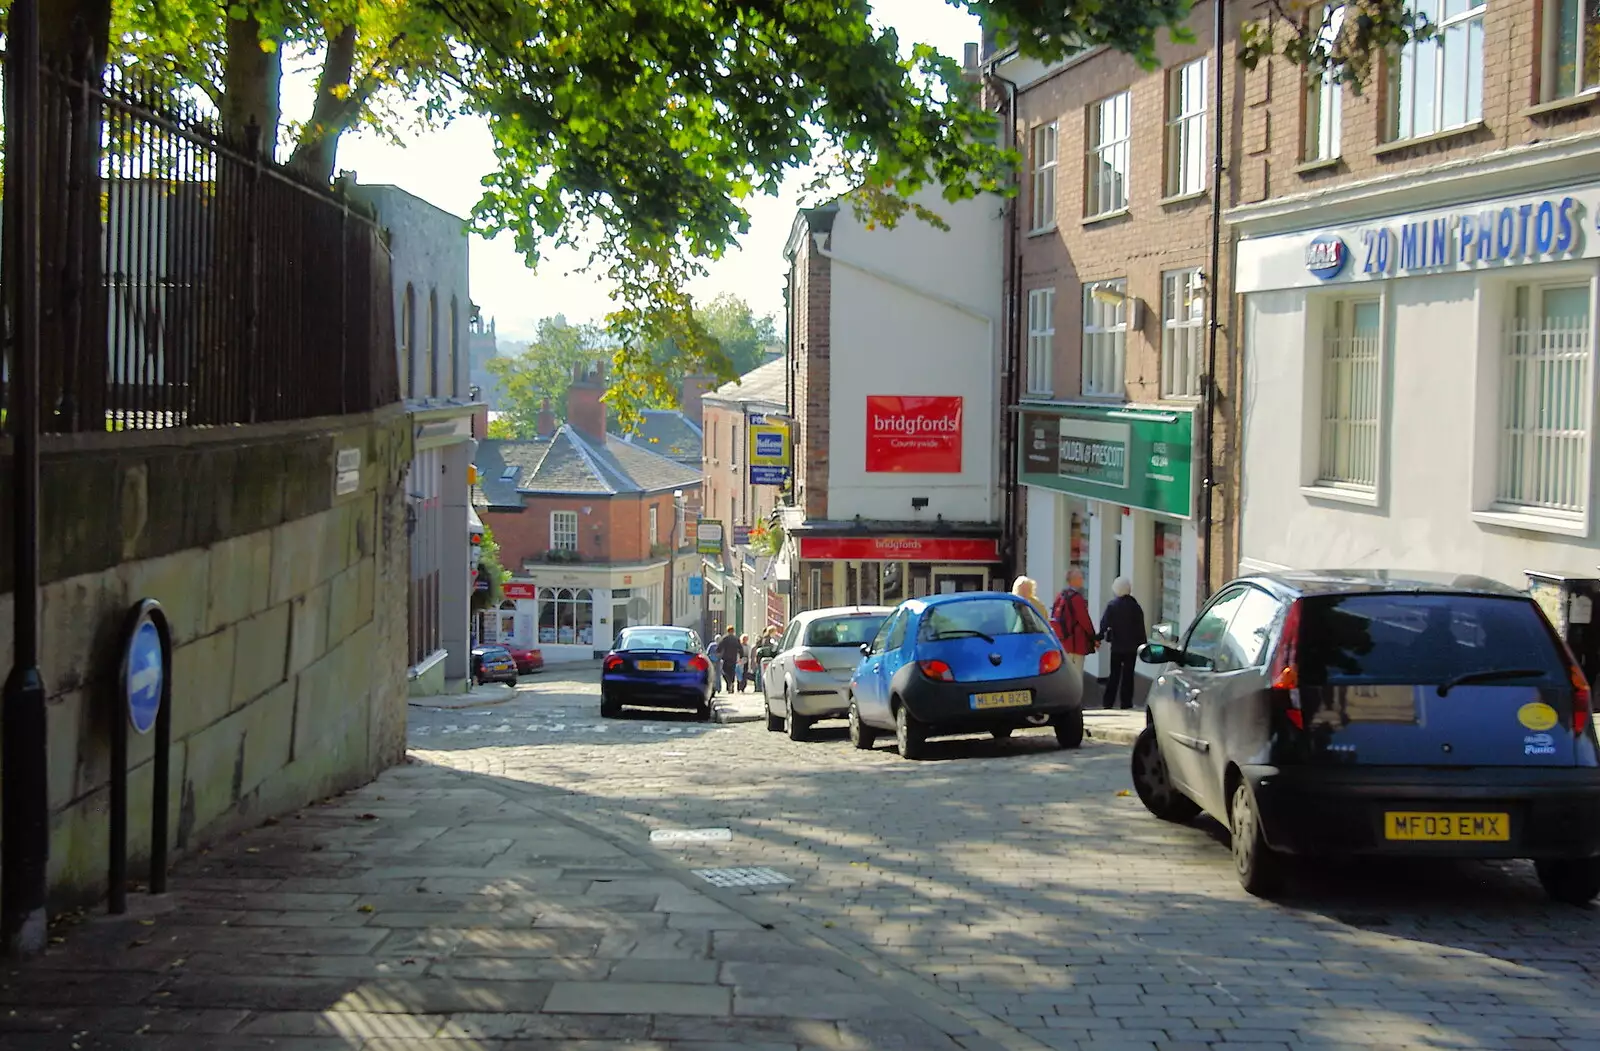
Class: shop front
1232,172,1600,588
1017,403,1198,678
480,564,667,662
792,534,1005,612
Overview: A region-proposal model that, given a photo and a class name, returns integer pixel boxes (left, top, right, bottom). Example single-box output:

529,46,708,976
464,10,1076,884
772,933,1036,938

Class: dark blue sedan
601,625,713,720
847,592,1084,760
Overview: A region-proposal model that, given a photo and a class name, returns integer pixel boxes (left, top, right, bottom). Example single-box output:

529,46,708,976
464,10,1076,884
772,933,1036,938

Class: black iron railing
1,54,400,432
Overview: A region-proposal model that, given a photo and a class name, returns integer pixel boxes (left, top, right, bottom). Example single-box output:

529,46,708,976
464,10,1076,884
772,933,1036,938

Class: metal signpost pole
1,0,52,958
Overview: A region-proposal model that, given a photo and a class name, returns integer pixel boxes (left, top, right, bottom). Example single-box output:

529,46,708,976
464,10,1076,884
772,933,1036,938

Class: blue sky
297,1,983,344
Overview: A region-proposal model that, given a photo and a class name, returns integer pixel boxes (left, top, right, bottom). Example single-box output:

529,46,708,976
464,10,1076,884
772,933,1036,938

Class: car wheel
848,700,876,750
895,703,927,761
1535,857,1600,905
1053,709,1085,750
600,694,621,719
786,691,810,742
1130,727,1202,823
990,727,1014,740
764,694,783,733
1230,780,1285,898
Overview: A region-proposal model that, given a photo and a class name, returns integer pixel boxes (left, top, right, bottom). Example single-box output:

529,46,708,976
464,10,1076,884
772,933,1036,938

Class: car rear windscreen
619,630,695,652
1296,594,1567,687
804,615,888,648
918,598,1050,641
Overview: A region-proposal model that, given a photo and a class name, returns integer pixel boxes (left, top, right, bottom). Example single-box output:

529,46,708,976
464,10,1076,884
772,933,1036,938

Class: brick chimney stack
536,398,557,439
680,373,718,428
566,360,607,439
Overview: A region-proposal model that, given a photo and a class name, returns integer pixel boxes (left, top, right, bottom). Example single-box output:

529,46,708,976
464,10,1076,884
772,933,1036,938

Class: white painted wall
823,191,1005,524
1240,269,1600,590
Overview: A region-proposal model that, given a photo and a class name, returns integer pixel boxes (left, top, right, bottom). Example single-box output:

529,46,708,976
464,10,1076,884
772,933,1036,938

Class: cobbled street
412,666,1600,1051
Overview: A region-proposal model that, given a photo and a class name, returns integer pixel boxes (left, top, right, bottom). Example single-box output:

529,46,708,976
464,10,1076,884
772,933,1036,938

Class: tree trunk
221,8,283,155
288,22,359,184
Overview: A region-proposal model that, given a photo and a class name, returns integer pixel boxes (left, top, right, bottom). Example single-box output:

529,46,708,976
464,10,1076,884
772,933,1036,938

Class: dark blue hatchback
601,625,713,719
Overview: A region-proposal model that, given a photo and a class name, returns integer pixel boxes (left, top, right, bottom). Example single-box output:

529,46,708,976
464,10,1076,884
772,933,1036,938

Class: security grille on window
551,510,579,551
1087,92,1131,217
1319,299,1382,489
1166,58,1208,197
1027,288,1056,396
1161,269,1205,399
1498,285,1592,516
1082,279,1128,398
1031,122,1058,231
1545,0,1600,99
1304,5,1345,161
1387,0,1485,141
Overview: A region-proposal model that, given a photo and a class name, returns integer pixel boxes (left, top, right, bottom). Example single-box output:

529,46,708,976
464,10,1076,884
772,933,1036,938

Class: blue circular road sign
123,611,165,735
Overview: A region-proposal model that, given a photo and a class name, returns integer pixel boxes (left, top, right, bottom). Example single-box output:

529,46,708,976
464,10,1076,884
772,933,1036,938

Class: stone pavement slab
1082,707,1145,746
0,757,1024,1051
712,688,767,724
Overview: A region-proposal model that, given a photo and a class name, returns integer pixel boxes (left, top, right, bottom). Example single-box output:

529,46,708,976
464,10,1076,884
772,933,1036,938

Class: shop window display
1154,524,1182,631
538,587,594,645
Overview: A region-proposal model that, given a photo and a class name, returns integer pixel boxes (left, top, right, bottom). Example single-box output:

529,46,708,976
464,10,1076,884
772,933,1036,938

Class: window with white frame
1082,279,1128,398
1387,0,1485,141
1544,0,1600,99
1031,122,1058,231
1027,288,1056,396
550,510,579,551
1318,299,1383,489
1161,269,1205,399
649,505,659,544
1498,284,1593,516
1304,5,1345,161
1086,91,1131,217
1166,58,1208,197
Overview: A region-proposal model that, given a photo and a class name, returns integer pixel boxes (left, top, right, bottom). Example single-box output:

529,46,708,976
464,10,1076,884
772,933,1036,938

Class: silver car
762,606,894,740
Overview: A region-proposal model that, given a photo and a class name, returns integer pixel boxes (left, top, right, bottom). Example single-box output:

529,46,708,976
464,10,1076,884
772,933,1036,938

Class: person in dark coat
1098,577,1146,710
715,626,744,693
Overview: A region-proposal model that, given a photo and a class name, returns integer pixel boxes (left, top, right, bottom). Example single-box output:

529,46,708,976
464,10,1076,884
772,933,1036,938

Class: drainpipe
2,0,51,958
1201,0,1226,598
988,69,1021,582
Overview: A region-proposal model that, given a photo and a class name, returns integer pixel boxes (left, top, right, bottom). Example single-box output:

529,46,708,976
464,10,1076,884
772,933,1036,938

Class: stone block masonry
0,409,413,907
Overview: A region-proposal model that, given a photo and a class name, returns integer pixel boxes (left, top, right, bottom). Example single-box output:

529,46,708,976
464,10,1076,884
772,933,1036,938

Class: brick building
474,362,703,661
1230,0,1600,592
780,190,1009,611
994,1,1246,683
700,358,789,639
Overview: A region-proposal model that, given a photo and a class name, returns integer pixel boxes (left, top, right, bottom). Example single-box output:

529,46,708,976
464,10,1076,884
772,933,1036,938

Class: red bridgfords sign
865,395,962,473
796,536,1000,563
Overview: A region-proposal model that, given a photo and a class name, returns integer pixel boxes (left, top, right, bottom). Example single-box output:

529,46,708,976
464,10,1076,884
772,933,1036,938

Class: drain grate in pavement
692,866,793,888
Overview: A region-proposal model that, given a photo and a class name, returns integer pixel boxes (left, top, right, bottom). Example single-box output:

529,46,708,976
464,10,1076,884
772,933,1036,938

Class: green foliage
483,316,606,438
1237,1,1434,92
484,416,517,439
472,524,510,608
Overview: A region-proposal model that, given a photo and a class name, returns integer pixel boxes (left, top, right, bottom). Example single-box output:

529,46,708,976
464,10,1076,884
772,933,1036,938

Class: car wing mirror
1138,643,1173,665
860,643,872,656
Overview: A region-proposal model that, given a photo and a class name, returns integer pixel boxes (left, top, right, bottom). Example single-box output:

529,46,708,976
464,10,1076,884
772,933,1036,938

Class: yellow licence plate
971,690,1031,710
636,660,674,671
1384,812,1510,842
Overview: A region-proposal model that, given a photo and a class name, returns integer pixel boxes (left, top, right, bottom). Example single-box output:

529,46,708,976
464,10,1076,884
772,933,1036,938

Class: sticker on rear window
1524,732,1556,756
1518,701,1558,731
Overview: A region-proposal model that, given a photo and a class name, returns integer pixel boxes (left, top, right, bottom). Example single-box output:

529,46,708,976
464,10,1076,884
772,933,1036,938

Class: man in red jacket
1050,569,1097,673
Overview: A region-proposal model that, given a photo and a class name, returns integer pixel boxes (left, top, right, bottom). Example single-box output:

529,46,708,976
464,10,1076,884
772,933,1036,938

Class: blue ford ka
600,625,713,720
847,592,1084,759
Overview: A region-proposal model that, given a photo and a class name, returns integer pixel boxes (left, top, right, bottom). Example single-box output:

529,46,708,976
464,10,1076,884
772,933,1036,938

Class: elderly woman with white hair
1097,577,1147,710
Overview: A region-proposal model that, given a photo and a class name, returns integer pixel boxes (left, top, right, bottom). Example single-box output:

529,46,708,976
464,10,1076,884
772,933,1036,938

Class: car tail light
1265,599,1305,730
688,654,710,672
1559,640,1593,735
918,659,954,682
793,652,826,673
603,655,624,672
1039,649,1063,675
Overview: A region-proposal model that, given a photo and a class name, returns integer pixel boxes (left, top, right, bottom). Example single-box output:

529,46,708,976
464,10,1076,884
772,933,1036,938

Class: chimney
963,42,979,70
536,398,557,439
471,403,490,438
565,359,607,439
680,373,717,427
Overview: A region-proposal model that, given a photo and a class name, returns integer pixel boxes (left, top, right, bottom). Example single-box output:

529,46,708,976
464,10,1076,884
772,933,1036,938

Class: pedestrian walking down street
1011,576,1051,623
1098,577,1146,710
1050,569,1098,674
751,627,780,696
736,633,754,691
705,631,722,696
716,626,744,693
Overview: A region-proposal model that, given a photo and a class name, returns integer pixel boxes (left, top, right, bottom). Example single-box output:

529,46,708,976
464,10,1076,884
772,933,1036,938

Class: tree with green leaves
33,0,1425,417
484,316,606,438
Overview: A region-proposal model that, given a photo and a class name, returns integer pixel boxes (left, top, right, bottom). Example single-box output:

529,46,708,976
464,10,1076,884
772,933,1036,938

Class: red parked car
503,645,544,675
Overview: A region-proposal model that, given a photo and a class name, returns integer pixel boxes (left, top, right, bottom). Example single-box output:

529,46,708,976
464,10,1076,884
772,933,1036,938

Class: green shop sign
1017,404,1194,518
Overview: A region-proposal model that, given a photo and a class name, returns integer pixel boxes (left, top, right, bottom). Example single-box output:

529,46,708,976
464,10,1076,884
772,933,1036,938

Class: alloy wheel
1130,728,1200,822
